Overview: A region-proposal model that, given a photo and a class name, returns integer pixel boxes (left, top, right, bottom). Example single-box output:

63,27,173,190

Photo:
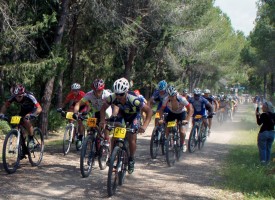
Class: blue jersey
189,96,209,117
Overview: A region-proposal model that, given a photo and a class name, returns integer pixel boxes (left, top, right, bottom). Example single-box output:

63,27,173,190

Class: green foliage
47,109,66,131
0,121,10,135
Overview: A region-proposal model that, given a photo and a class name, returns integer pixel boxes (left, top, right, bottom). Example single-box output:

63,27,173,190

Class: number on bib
194,115,202,119
113,127,126,138
66,112,74,120
155,112,160,119
167,121,176,127
10,116,21,124
87,117,97,127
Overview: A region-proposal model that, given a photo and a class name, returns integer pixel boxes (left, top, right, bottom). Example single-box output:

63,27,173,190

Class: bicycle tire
118,149,128,186
80,135,95,178
2,130,20,174
165,134,176,167
28,128,44,166
150,128,160,159
175,132,182,161
107,146,120,197
188,125,198,153
198,125,206,150
98,145,109,170
161,132,166,155
63,125,73,155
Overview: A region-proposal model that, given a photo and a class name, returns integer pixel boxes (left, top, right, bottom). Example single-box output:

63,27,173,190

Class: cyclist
182,88,191,102
58,83,87,148
99,77,153,174
189,88,213,134
147,80,169,125
73,79,112,146
158,85,193,152
203,89,219,134
133,89,147,124
0,84,42,158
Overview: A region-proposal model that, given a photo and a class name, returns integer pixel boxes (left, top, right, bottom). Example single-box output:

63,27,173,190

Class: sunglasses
115,93,125,97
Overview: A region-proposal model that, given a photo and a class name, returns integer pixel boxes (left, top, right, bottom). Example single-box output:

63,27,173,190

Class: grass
220,106,275,199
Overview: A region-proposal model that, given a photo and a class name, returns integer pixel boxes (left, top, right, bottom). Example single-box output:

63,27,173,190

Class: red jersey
64,91,86,107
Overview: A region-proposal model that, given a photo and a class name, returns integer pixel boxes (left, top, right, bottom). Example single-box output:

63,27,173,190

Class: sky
214,0,258,36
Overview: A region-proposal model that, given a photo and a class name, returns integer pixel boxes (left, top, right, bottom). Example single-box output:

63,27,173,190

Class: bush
48,109,66,131
0,120,10,135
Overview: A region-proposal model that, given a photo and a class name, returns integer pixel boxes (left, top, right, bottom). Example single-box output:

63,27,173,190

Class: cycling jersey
203,95,215,105
189,96,209,117
5,92,41,116
81,89,111,112
106,93,145,130
161,94,189,114
64,91,85,107
106,93,145,114
150,89,168,108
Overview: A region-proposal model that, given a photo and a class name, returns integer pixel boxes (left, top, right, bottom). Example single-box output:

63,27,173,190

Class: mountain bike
165,120,183,167
1,115,44,174
106,120,135,197
80,117,109,178
217,108,226,125
149,112,167,159
188,114,207,153
57,109,87,155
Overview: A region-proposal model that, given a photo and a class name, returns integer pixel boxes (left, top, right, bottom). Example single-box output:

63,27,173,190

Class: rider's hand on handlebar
138,126,146,134
72,113,78,120
57,108,63,112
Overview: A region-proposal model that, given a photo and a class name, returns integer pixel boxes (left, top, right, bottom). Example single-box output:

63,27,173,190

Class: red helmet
92,79,105,91
134,89,141,96
13,84,25,95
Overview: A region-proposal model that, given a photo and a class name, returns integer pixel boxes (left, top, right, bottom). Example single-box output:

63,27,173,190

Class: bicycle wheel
107,146,120,197
165,134,176,167
198,125,206,150
175,133,182,161
80,135,95,178
150,128,160,159
28,128,44,166
98,144,110,170
63,125,73,155
2,130,20,174
118,149,128,186
188,125,198,153
161,132,166,155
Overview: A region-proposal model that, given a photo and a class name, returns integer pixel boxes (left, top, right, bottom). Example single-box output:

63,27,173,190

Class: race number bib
194,115,202,119
66,112,74,120
87,117,97,127
155,112,160,119
113,127,126,138
10,116,21,124
167,121,176,127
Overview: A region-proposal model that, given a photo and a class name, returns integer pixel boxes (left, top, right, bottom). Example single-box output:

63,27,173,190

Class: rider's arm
0,103,7,114
214,99,219,111
185,103,193,122
33,104,42,116
147,97,154,108
141,104,153,129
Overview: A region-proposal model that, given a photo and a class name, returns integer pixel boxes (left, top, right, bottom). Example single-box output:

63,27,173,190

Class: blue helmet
158,80,167,91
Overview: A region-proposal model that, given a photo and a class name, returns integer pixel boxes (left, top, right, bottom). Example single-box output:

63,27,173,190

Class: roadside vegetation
221,105,275,199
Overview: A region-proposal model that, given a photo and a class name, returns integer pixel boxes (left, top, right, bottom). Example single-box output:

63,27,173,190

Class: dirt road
0,105,250,200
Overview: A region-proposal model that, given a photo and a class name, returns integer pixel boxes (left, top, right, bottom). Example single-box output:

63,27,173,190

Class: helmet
71,83,81,90
158,80,167,91
134,89,141,96
204,89,210,94
13,84,25,95
166,85,177,96
183,88,188,94
92,79,105,90
193,88,201,95
113,78,129,93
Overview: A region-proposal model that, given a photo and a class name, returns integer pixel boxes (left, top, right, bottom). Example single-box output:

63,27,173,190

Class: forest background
0,0,274,136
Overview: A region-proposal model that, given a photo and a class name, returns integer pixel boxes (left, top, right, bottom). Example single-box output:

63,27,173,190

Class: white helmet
113,78,129,93
71,83,81,90
166,85,177,96
204,89,211,94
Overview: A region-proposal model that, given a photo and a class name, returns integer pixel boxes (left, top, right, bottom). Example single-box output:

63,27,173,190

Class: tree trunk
124,45,137,80
40,0,69,138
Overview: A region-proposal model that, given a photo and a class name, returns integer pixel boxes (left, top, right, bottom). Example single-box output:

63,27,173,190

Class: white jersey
81,89,111,112
162,94,189,114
